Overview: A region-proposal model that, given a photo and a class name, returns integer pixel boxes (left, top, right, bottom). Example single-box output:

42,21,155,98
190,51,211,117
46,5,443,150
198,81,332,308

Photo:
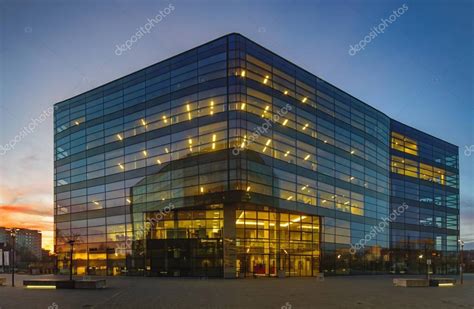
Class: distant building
464,250,474,273
0,227,42,260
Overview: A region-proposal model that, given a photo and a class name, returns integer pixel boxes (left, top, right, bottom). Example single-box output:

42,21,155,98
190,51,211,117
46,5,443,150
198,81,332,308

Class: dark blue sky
0,0,472,249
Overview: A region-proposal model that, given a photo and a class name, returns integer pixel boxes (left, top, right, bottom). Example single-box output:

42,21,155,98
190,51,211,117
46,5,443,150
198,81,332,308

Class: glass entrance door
289,256,312,277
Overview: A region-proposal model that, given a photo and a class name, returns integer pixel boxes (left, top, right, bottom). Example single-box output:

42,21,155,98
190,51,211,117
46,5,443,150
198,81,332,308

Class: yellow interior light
126,198,131,204
118,163,124,170
74,121,80,126
350,150,355,154
142,150,147,157
157,159,162,165
302,97,307,103
210,101,214,115
240,135,247,148
188,139,193,145
26,285,56,289
284,150,290,157
200,187,204,193
284,90,288,95
117,134,123,141
287,196,293,201
162,115,168,123
262,146,267,152
304,154,310,160
302,124,309,130
246,186,251,192
263,75,269,84
241,103,246,110
282,119,288,126
266,139,271,146
165,147,169,153
186,104,190,112
141,119,147,126
241,70,246,77
211,135,216,150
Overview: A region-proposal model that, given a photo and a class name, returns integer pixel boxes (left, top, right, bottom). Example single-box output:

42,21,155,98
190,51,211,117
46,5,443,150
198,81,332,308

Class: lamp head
9,228,18,237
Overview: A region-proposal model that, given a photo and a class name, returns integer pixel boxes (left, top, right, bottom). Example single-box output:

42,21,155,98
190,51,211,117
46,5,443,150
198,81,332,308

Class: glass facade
389,120,459,274
54,33,459,277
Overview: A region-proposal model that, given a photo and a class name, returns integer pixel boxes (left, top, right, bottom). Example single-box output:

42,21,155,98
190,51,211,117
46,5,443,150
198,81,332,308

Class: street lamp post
418,254,424,278
459,239,464,285
10,229,17,287
67,239,76,282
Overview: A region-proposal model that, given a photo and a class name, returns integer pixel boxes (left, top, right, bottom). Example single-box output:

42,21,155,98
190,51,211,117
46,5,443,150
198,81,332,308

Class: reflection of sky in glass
0,0,472,251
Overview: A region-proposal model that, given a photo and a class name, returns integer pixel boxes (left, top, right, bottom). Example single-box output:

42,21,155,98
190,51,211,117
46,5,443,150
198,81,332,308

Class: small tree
58,232,81,281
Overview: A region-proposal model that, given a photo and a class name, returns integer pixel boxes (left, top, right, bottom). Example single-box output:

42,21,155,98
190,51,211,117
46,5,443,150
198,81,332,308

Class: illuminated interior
391,155,446,185
235,209,320,277
391,132,418,156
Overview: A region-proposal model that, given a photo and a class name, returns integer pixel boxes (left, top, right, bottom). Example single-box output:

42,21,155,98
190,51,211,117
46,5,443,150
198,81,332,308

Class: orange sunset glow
0,183,54,253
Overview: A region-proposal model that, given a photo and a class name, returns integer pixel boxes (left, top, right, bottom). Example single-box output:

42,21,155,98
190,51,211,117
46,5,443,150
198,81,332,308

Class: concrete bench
23,279,105,289
393,278,429,287
429,278,456,287
23,279,73,289
74,279,106,289
0,277,6,286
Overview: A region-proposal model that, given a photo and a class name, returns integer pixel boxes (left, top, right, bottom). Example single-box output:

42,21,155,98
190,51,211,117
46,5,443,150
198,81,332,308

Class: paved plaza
0,274,473,309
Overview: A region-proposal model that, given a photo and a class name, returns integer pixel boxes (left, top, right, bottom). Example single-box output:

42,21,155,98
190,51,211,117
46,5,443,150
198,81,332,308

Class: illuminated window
391,155,446,185
391,132,418,155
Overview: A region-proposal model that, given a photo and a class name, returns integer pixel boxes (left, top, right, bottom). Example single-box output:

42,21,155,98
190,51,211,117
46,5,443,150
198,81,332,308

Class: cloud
0,205,54,252
0,204,53,217
460,195,474,241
